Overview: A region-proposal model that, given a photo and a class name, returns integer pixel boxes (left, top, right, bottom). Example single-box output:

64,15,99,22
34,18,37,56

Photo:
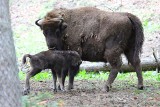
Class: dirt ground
10,0,160,106
21,79,160,107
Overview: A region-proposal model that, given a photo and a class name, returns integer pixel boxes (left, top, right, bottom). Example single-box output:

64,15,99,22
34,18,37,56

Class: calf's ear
71,59,82,66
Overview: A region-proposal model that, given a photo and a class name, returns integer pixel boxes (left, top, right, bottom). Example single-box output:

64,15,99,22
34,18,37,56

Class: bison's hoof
105,86,110,92
53,88,57,92
138,85,144,90
23,89,30,95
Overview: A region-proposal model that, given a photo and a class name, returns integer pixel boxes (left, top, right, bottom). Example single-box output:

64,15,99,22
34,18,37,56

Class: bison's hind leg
124,50,144,90
104,48,122,92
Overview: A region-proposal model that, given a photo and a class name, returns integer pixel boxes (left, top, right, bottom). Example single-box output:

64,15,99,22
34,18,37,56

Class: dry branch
152,48,160,73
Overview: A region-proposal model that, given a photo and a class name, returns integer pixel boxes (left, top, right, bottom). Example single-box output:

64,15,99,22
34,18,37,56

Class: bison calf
22,50,82,95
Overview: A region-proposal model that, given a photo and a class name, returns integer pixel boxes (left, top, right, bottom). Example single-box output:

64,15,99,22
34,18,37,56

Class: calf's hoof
58,85,61,90
61,89,66,92
138,85,144,90
103,85,112,92
53,88,57,92
67,88,72,91
67,85,73,91
103,86,110,92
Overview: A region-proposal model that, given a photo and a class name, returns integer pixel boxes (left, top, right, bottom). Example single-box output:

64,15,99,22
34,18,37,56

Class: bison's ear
60,22,67,31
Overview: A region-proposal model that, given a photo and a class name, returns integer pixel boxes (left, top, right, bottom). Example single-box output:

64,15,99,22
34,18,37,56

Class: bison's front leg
23,69,41,95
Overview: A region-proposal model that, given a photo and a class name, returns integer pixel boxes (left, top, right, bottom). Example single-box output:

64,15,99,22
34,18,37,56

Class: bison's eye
43,28,53,36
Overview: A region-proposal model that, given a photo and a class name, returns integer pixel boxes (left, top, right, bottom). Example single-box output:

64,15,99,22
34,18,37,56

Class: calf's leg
24,69,41,95
68,74,74,90
51,69,57,92
68,67,78,90
57,76,65,91
56,69,65,91
61,70,68,90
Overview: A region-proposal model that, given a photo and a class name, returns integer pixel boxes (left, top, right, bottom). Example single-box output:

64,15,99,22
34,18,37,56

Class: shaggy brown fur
22,50,82,95
35,7,144,91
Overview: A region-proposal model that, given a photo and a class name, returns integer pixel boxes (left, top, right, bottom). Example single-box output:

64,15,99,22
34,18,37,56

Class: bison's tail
22,54,31,64
127,13,144,61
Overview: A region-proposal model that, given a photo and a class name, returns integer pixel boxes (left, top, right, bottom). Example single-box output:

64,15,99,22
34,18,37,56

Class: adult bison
35,7,144,92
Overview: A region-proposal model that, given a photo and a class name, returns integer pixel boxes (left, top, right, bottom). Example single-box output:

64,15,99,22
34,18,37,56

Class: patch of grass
33,71,52,81
22,92,57,107
76,70,109,80
19,70,160,82
19,71,26,80
76,70,160,83
134,89,144,94
19,71,52,81
143,20,160,33
142,14,160,33
143,71,160,81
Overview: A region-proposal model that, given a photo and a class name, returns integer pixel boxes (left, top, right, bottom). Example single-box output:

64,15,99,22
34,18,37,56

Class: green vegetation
143,19,160,33
76,70,109,80
19,71,52,81
141,13,160,33
22,92,56,107
19,70,160,82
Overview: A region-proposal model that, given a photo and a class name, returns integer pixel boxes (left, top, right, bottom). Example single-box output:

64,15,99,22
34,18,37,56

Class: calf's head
35,17,67,50
70,52,82,67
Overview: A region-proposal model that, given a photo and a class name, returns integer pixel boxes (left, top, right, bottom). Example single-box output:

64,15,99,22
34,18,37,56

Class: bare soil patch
21,79,160,107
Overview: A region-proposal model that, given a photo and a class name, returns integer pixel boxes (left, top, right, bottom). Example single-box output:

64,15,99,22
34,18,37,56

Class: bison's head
35,17,67,50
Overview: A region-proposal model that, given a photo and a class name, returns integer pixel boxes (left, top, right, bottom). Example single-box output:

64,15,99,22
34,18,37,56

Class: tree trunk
0,1,21,107
80,57,160,72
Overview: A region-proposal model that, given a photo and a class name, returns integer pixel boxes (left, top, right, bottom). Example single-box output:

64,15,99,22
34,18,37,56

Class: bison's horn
50,18,64,23
35,18,64,26
35,19,44,26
